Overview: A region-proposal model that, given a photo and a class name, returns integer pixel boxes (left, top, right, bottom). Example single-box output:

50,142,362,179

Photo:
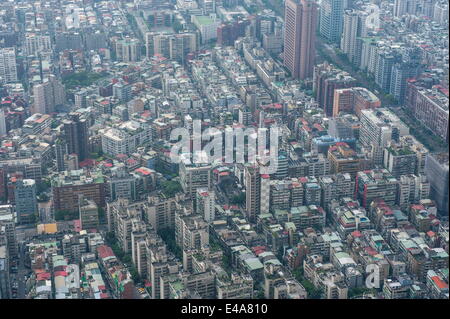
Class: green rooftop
244,258,264,271
194,16,215,26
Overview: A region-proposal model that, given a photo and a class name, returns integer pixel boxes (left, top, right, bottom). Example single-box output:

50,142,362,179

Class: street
10,241,28,299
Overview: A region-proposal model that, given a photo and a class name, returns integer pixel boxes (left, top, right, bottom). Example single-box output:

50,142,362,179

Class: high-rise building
25,33,52,56
320,0,344,43
196,188,215,223
424,153,449,216
144,194,178,232
328,115,359,141
333,87,380,117
64,154,79,171
192,15,221,44
302,176,322,206
390,62,419,104
340,9,368,67
175,213,209,251
32,75,65,114
313,63,357,117
112,81,132,103
179,159,212,200
52,169,106,213
245,165,270,222
146,32,197,63
290,205,326,231
83,28,107,51
55,32,83,52
405,83,449,142
54,139,68,172
63,112,89,163
217,19,251,46
328,142,367,177
397,174,430,211
0,230,11,299
79,197,99,230
356,169,399,208
359,36,381,73
217,274,254,299
114,37,140,62
375,51,399,93
394,0,418,17
433,1,449,25
417,0,435,17
255,14,278,40
283,0,318,80
359,108,410,165
0,48,17,84
319,173,354,210
0,108,6,137
74,88,88,109
107,166,137,202
383,142,418,178
14,179,38,224
288,152,331,177
199,0,216,13
274,152,289,179
0,205,18,260
270,179,304,211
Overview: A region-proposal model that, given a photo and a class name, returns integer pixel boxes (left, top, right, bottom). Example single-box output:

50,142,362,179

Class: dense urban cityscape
0,0,448,301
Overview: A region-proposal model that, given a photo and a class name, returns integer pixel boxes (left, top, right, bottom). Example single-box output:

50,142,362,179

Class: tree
292,267,322,299
255,290,265,299
129,266,142,284
62,71,108,90
111,242,124,260
123,254,132,265
55,210,78,221
36,180,51,195
154,161,178,178
385,94,399,106
158,228,183,260
292,267,303,279
105,232,116,245
348,287,374,299
161,181,182,197
173,19,183,33
98,208,106,224
300,279,322,299
221,254,232,275
276,246,284,261
230,193,245,205
37,193,49,203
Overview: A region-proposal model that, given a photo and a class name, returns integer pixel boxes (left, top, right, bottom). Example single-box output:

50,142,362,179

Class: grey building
14,179,38,224
320,0,344,43
425,153,449,216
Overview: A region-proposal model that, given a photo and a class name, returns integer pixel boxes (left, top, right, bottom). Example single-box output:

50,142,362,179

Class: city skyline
0,0,448,303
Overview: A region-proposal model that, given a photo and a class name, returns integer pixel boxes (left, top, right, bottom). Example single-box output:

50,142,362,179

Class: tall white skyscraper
196,188,215,223
320,0,345,43
340,9,368,66
115,37,140,62
394,0,418,17
33,75,66,114
0,48,18,84
0,108,7,137
25,33,52,56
